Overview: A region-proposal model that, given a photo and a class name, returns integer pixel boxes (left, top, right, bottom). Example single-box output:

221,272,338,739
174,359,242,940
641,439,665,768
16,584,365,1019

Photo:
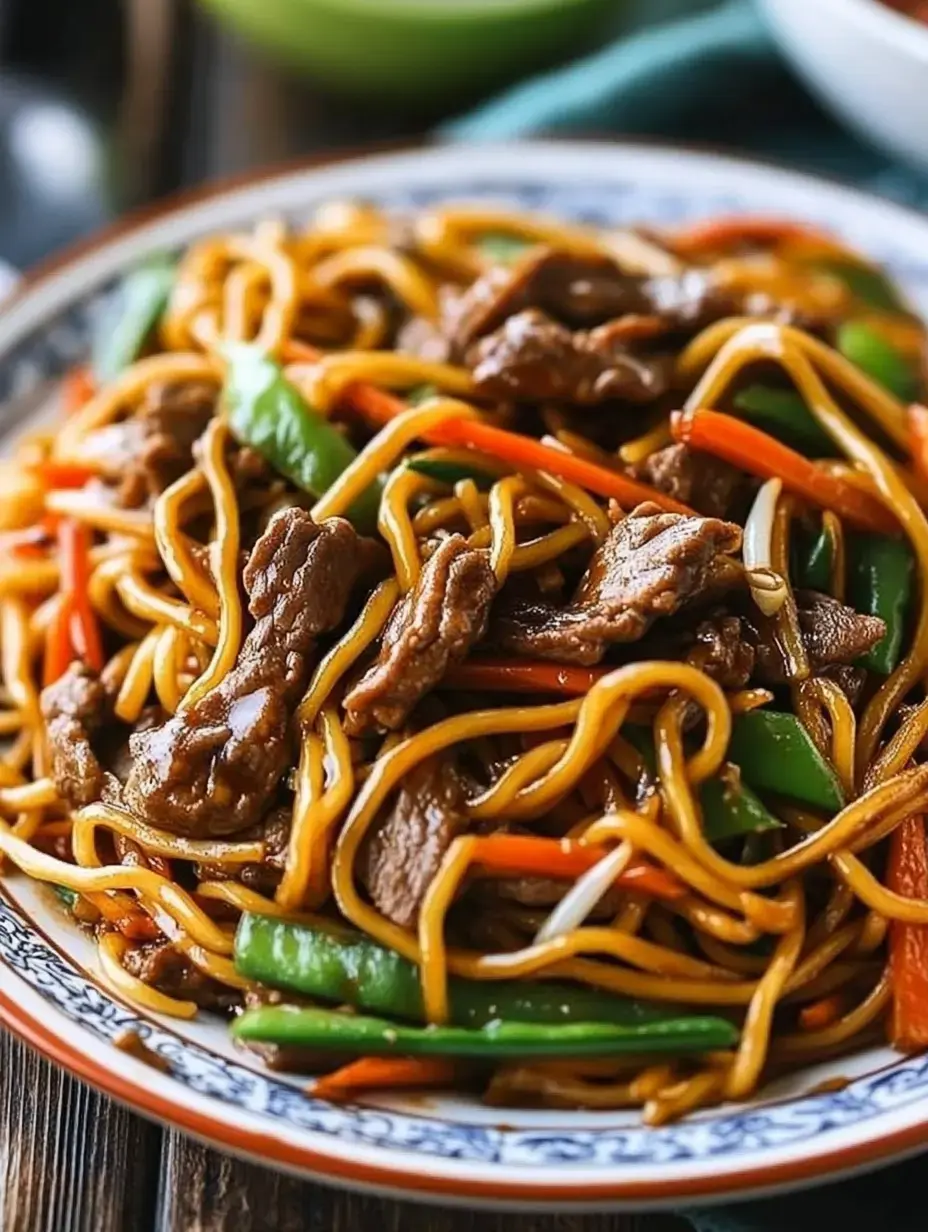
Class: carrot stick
45,519,104,682
443,660,610,697
430,419,694,515
672,408,898,534
888,816,928,1052
61,366,96,417
283,338,694,513
799,993,846,1032
34,460,97,490
43,599,74,688
312,1057,458,1101
85,892,161,943
471,835,685,902
907,404,928,487
671,217,837,258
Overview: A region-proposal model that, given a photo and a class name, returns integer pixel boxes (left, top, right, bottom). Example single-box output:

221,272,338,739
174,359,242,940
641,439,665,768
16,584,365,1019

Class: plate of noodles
2,140,928,1210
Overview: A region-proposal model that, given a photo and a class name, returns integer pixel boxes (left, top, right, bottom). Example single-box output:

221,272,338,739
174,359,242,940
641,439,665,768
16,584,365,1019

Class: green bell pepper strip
478,234,533,265
732,385,835,456
92,254,176,384
847,533,914,675
836,321,918,401
623,728,782,843
406,458,493,488
234,915,713,1030
794,525,834,592
223,343,382,530
810,258,906,313
728,710,845,812
232,1004,739,1058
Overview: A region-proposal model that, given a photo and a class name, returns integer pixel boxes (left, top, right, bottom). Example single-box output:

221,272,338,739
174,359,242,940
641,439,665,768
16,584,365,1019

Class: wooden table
0,1030,692,1230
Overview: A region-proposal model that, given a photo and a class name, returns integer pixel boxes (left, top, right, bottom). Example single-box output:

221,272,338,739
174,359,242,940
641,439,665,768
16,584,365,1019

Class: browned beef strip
819,664,868,708
123,511,363,837
796,591,886,667
360,755,469,929
631,443,749,519
447,250,657,352
40,664,108,809
115,380,217,508
123,942,239,1011
236,807,292,895
469,309,672,405
686,615,756,690
343,535,497,736
492,503,743,666
748,591,886,684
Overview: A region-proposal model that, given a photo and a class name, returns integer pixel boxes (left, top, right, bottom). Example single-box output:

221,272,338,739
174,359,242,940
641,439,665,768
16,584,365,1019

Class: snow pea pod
223,343,381,529
92,253,176,383
232,1004,739,1058
624,728,782,843
234,915,713,1031
837,320,919,401
728,710,845,813
848,533,913,675
406,458,493,488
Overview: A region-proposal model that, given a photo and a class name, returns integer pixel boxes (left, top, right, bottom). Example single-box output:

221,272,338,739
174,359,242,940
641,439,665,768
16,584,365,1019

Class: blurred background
0,0,923,274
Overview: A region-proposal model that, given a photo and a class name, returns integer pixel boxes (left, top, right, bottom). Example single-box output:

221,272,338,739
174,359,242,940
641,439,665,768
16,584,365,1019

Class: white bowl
760,0,928,172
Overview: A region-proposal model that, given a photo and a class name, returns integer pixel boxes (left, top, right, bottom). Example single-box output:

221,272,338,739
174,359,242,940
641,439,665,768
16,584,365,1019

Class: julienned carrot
282,338,694,514
671,217,836,257
444,660,610,697
470,835,685,903
61,366,96,417
85,892,160,943
44,519,104,685
34,460,97,490
888,817,928,1052
907,404,928,486
672,409,898,535
798,993,846,1032
430,419,695,515
312,1057,458,1101
43,600,73,688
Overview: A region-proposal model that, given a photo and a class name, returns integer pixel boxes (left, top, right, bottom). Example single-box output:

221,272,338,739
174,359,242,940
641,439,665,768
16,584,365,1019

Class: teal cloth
445,1,928,1228
444,0,928,208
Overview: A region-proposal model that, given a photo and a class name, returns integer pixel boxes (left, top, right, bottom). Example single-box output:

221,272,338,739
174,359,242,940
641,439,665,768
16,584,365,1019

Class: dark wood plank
156,1132,691,1232
0,1030,162,1232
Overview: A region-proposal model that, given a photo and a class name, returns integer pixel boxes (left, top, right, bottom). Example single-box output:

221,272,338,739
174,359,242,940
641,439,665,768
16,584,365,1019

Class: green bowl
198,0,620,101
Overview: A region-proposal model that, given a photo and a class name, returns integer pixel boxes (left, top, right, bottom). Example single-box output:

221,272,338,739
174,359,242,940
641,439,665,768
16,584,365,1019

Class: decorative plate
2,141,928,1213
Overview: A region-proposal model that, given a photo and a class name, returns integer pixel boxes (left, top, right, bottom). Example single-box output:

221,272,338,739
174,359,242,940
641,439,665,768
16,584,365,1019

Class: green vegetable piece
478,234,533,265
92,254,176,384
728,710,845,813
406,383,439,407
53,885,78,909
698,776,783,844
733,385,835,456
837,321,918,401
406,458,492,488
812,258,905,313
234,914,707,1030
795,525,834,592
232,1004,739,1058
848,533,914,675
223,343,381,530
624,727,781,843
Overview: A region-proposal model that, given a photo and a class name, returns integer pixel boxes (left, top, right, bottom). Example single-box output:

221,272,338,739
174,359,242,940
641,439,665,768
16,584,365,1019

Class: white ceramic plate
2,141,928,1212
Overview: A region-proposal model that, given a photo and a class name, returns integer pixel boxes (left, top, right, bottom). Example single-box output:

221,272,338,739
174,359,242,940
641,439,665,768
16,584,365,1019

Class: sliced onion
533,842,634,945
743,477,789,616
